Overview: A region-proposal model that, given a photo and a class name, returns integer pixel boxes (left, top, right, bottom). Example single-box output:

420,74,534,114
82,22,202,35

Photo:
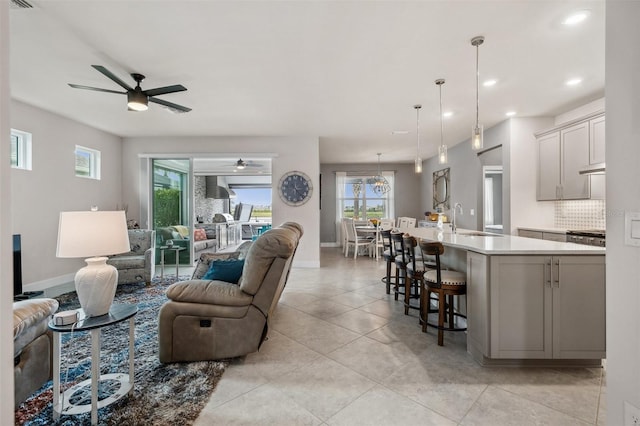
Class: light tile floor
190,247,606,425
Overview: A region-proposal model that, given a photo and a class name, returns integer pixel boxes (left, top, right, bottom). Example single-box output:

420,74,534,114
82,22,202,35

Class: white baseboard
23,273,75,292
320,242,340,248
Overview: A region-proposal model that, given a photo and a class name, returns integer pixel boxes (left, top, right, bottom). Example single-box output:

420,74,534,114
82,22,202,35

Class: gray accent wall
420,117,554,235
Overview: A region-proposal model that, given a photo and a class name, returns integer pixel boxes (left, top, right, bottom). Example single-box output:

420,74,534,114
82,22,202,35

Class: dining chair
418,240,467,346
343,218,374,259
397,217,417,228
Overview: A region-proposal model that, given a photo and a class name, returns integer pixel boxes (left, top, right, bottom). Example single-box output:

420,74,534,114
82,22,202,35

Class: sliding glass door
152,159,191,265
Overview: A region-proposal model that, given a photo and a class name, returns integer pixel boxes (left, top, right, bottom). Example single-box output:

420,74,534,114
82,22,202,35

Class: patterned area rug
15,275,228,426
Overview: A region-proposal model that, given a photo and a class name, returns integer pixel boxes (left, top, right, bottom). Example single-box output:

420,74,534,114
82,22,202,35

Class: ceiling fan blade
148,97,192,113
144,84,187,97
92,65,133,90
68,83,127,95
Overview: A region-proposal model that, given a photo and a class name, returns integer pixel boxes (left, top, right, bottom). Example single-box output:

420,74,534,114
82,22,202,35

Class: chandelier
368,153,390,197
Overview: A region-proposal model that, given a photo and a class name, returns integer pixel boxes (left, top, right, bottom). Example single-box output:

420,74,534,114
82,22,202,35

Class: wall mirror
433,167,450,211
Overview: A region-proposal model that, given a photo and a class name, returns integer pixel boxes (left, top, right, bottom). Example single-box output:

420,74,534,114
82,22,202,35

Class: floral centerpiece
370,218,380,227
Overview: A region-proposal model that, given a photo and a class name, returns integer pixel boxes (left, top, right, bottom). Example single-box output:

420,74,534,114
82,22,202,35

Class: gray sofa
158,222,303,362
14,298,59,408
107,229,156,284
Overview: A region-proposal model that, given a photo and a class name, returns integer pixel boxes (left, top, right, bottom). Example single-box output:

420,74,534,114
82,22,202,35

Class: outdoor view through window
232,188,272,221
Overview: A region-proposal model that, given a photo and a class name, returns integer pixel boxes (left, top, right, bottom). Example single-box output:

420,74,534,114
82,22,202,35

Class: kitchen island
399,227,605,367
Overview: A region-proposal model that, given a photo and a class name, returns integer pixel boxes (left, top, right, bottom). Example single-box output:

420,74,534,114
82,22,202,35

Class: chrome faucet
452,202,463,233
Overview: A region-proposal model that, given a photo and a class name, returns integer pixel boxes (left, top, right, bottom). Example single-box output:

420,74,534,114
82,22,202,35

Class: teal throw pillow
202,258,245,283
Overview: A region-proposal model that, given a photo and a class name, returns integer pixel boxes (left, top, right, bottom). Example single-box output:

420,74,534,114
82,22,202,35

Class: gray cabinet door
537,132,561,200
552,256,606,358
490,256,552,359
590,115,606,165
560,122,590,199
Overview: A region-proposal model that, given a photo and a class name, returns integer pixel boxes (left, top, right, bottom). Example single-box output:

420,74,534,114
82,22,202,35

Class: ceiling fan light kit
127,89,148,111
69,65,191,113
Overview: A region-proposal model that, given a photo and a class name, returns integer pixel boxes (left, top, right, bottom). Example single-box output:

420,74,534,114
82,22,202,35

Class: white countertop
399,227,605,255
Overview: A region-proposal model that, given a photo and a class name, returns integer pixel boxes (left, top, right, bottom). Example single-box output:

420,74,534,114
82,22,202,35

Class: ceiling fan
68,65,191,113
227,159,264,170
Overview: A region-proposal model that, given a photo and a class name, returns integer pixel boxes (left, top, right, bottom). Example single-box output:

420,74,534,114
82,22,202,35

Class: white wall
1,0,14,418
605,2,640,425
121,136,320,267
11,100,123,289
508,117,555,234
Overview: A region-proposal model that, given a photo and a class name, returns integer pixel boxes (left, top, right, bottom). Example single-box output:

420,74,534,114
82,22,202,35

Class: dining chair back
379,219,395,230
397,217,417,228
343,217,373,259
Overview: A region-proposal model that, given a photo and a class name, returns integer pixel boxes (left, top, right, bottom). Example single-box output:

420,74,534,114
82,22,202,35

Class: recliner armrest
166,280,253,306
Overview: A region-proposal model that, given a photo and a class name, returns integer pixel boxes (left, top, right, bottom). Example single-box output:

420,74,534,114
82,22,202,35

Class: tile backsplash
554,199,606,230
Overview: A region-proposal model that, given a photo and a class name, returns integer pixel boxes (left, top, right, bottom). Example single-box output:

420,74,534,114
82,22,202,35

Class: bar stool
390,232,407,301
380,229,394,294
402,235,426,315
419,240,467,346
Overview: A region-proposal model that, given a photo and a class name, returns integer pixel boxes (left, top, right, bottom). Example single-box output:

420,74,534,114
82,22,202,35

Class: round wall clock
278,171,313,206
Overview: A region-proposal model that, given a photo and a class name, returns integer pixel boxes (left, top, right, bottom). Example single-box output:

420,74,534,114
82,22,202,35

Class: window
336,172,395,220
75,145,101,179
231,187,272,222
10,129,32,170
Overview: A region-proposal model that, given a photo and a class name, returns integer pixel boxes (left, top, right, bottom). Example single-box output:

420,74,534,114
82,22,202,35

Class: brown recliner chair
158,222,303,362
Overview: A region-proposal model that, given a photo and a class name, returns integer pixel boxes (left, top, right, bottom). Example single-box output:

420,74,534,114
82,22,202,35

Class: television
13,234,23,298
13,234,42,300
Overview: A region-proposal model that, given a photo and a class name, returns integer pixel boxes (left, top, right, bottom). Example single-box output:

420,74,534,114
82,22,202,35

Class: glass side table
159,245,186,278
48,304,137,426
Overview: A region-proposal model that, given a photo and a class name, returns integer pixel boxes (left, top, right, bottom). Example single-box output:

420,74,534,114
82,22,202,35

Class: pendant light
471,35,485,150
436,79,448,164
368,153,390,197
414,104,423,173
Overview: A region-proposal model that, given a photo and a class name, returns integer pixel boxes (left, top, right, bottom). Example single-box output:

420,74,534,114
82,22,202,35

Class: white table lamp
56,210,130,317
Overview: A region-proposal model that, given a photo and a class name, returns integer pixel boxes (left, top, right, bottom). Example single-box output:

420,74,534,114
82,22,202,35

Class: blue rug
15,275,228,426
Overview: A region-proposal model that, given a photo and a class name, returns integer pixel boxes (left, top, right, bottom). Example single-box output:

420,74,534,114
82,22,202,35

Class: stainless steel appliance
566,229,606,247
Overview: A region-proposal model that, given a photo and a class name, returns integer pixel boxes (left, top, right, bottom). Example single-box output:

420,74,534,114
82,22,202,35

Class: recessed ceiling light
566,78,583,86
505,111,517,117
563,10,591,26
483,79,497,87
443,111,453,118
391,130,409,135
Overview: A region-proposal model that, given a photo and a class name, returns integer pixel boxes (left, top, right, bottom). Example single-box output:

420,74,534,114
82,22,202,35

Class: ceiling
9,1,605,164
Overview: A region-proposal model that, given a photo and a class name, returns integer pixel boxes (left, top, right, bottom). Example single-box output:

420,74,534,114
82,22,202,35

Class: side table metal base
53,373,133,416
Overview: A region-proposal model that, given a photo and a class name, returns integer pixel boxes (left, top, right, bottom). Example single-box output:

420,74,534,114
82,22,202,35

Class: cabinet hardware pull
553,259,560,288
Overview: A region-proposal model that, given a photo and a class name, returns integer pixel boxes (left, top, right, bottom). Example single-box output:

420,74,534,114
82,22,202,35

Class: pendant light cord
475,42,480,127
440,85,444,147
414,105,421,158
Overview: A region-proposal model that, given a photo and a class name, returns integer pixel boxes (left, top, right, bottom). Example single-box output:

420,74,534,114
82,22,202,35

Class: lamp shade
57,210,130,258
